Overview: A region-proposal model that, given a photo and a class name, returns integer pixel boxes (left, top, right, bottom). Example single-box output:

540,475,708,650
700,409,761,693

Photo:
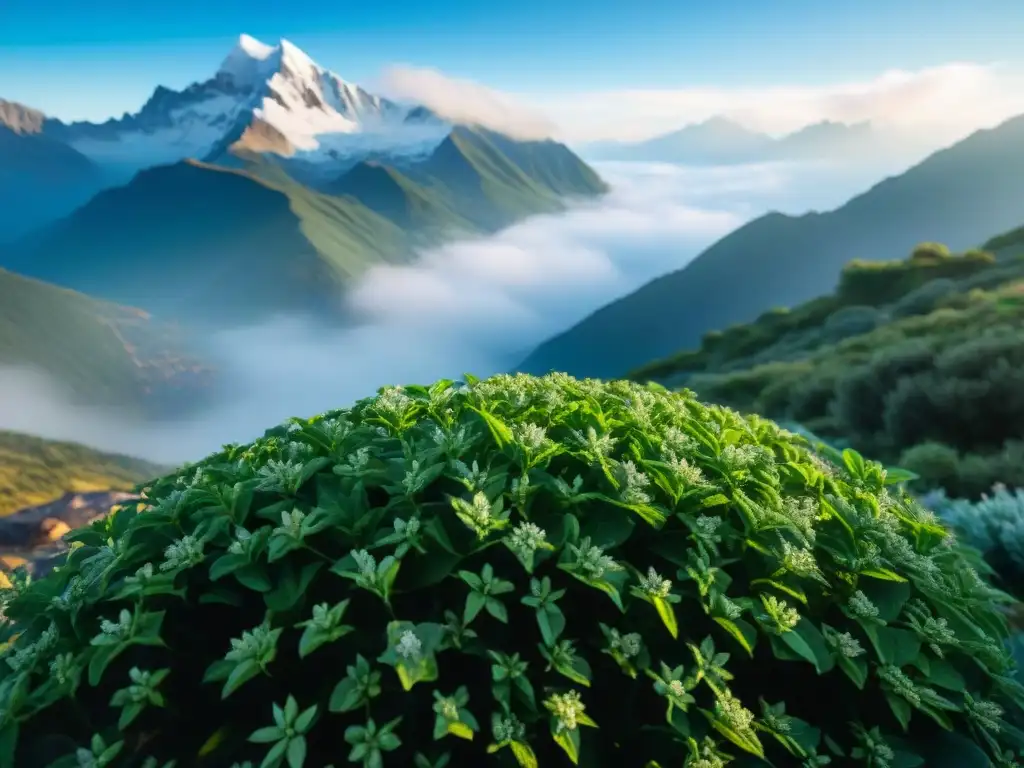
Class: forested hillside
629,232,1024,498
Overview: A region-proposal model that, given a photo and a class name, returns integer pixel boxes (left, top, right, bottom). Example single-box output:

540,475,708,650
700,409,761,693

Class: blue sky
1,0,1022,122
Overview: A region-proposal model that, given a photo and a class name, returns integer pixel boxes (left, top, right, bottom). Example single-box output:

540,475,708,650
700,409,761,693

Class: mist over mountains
2,32,1024,483
581,115,923,166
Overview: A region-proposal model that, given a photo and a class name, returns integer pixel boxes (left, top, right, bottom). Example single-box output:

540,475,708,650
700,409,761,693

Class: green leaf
920,657,965,691
286,736,307,768
468,405,514,449
235,564,273,593
223,658,261,699
265,561,323,612
263,737,289,768
510,741,538,768
88,643,124,687
787,619,835,674
485,598,509,624
653,596,678,639
841,449,866,479
857,579,911,623
863,625,922,667
536,607,566,646
775,630,819,671
858,568,909,583
705,711,765,758
886,693,912,731
882,467,919,486
578,506,636,549
209,553,248,581
464,591,487,625
713,617,758,658
913,731,986,768
0,720,17,768
328,678,362,713
446,722,475,741
836,655,869,689
552,727,580,765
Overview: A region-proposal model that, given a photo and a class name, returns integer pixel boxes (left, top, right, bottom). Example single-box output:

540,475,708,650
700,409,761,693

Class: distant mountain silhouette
584,117,901,165
517,113,1024,379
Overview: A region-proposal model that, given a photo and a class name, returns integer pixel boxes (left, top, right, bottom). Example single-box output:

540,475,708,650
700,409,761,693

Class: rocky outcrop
0,99,46,135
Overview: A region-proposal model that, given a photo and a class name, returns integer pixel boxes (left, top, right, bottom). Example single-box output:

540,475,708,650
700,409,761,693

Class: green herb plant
2,373,1024,767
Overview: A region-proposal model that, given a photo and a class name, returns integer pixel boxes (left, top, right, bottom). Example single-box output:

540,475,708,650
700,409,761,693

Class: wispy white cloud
0,159,893,465
514,62,1024,144
376,64,557,140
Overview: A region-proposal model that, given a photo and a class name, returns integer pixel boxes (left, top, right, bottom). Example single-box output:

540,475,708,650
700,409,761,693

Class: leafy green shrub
900,440,1024,501
924,484,1024,593
909,243,953,263
898,442,963,494
820,306,885,344
890,279,958,319
3,373,1024,768
833,339,936,441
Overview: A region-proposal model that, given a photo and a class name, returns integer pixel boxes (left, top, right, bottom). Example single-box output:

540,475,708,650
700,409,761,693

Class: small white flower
568,537,622,580
98,609,133,640
639,566,672,599
507,521,547,559
160,534,204,571
395,629,422,661
545,690,586,733
617,460,652,505
848,590,882,622
351,549,377,577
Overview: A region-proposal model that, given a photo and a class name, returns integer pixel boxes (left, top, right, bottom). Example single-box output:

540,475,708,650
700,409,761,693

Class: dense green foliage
0,431,166,516
924,486,1024,599
3,127,605,327
4,373,1024,768
629,244,1024,499
516,114,1024,379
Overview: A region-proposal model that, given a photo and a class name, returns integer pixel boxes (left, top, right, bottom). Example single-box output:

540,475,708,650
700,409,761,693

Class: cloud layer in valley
0,158,896,466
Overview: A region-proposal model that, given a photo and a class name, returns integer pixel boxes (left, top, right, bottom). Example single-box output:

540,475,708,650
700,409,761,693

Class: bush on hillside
890,279,958,319
820,306,885,344
3,374,1024,768
925,485,1024,597
909,243,952,263
900,440,1024,500
836,247,993,308
832,339,936,444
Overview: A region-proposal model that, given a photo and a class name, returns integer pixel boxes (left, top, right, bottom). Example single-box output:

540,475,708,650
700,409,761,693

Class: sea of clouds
0,155,913,466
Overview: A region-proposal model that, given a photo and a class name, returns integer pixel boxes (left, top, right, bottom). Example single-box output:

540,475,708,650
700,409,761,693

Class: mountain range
516,113,1024,379
0,35,607,329
583,116,912,165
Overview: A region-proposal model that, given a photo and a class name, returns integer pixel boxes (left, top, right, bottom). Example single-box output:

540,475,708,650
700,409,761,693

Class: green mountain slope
0,430,165,516
408,126,608,230
325,160,474,234
515,114,1024,379
0,267,211,415
4,126,606,325
627,236,1024,499
4,159,410,324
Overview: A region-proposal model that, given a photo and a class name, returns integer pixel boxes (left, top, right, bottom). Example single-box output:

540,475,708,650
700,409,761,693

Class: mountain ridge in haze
516,112,1024,379
3,124,606,326
584,116,908,165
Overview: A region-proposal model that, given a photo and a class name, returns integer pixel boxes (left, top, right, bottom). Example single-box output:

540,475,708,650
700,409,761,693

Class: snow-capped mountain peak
46,34,449,176
217,34,282,88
